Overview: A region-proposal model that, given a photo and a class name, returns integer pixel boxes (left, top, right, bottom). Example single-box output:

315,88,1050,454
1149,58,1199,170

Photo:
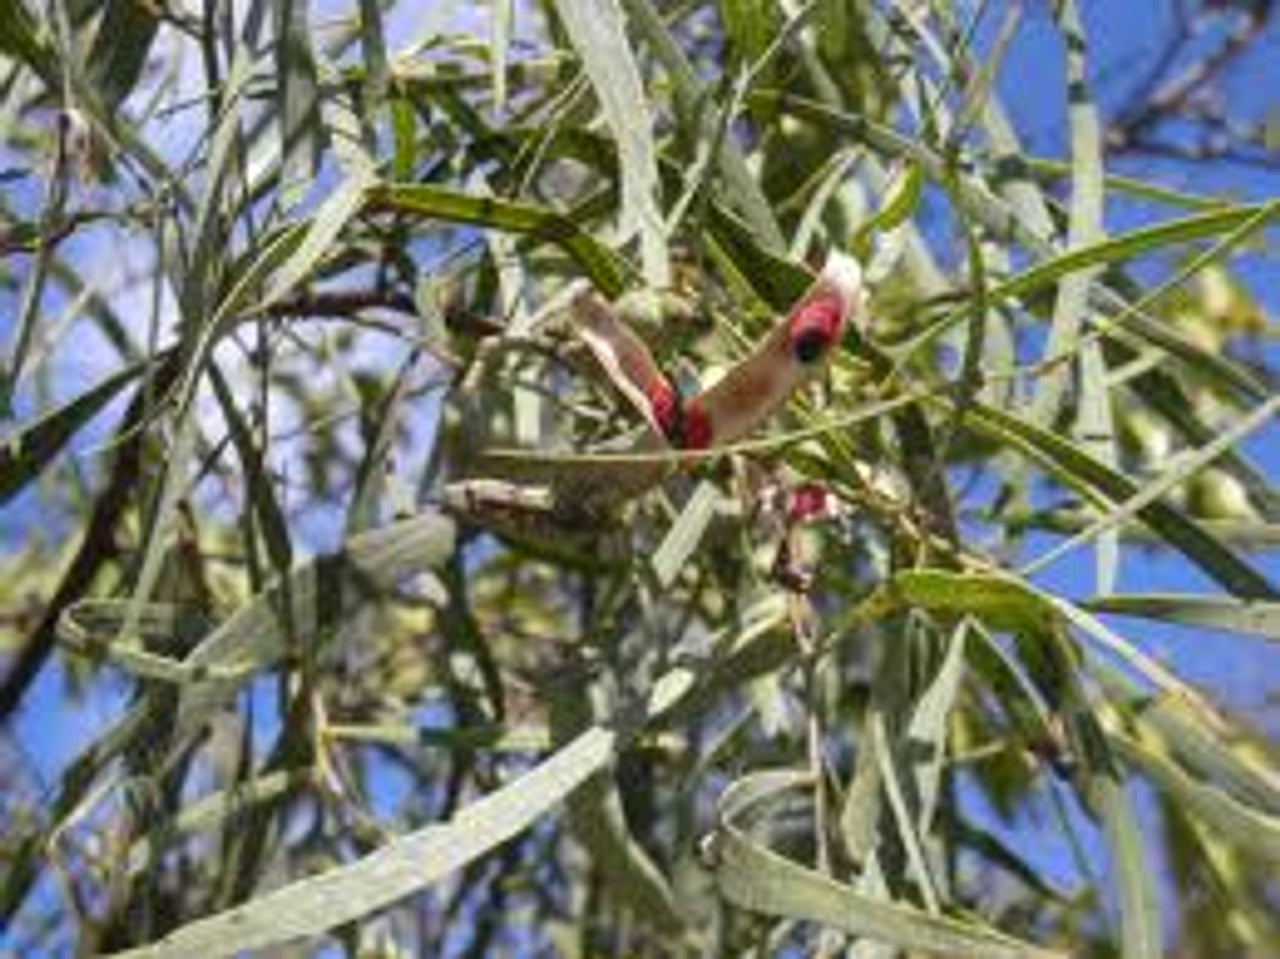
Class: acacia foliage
1,1,1279,957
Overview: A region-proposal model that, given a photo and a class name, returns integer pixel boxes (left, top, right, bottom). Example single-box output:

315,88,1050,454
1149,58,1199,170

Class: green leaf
367,182,631,296
907,624,968,830
274,0,327,207
852,161,923,259
257,164,379,313
1087,594,1280,643
1111,732,1280,865
1119,687,1280,816
171,511,456,739
554,0,667,287
720,0,776,71
126,769,313,876
0,0,57,85
789,147,860,259
345,353,420,535
893,570,1054,636
893,570,1213,714
389,96,416,180
180,47,257,325
0,359,146,506
490,0,513,117
651,480,722,589
873,711,941,912
620,0,784,250
707,771,1065,957
357,0,388,102
1092,773,1164,959
1032,0,1105,428
110,726,617,958
325,720,552,752
1023,156,1229,212
550,681,685,933
208,363,293,573
1023,395,1280,580
84,0,161,109
840,710,884,863
57,599,217,684
952,401,1276,599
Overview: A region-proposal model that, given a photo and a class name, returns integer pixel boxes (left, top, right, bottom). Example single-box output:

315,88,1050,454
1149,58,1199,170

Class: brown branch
262,288,417,319
1108,2,1274,149
1116,134,1280,171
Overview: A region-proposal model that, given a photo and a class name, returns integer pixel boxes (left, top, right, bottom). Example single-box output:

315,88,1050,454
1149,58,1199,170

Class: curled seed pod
685,251,865,447
573,289,675,435
787,289,845,364
679,399,713,451
645,378,681,442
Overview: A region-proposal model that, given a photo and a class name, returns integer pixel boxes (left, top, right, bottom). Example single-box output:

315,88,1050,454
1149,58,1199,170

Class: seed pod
686,251,865,447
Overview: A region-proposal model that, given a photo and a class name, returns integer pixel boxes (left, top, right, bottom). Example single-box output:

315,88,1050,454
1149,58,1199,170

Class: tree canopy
1,1,1279,957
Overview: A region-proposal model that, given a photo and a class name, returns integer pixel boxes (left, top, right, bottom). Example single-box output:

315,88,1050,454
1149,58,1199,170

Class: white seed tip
820,250,869,330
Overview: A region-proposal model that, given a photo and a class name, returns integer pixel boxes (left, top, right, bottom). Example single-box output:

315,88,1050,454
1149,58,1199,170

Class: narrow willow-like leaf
84,0,161,110
181,47,257,325
1092,774,1164,959
907,624,967,831
1023,157,1230,211
1033,0,1105,426
1115,685,1280,815
554,0,668,287
651,481,722,589
110,727,616,958
209,363,294,574
0,0,57,84
1079,338,1119,591
357,0,388,102
892,570,1215,725
5,103,72,408
57,599,221,684
873,711,941,912
172,511,456,739
389,94,416,179
325,721,552,752
367,182,630,296
852,161,923,258
126,769,313,876
118,406,199,662
708,771,1064,957
0,359,146,506
1088,594,1280,642
789,146,859,259
840,709,883,863
1023,395,1280,578
274,0,326,207
345,353,421,535
490,0,512,116
952,401,1275,599
900,203,1278,405
550,685,686,933
1111,733,1280,863
620,0,784,250
257,164,378,313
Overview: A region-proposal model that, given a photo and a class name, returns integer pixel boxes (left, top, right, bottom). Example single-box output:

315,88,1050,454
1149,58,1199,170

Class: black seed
792,329,828,364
